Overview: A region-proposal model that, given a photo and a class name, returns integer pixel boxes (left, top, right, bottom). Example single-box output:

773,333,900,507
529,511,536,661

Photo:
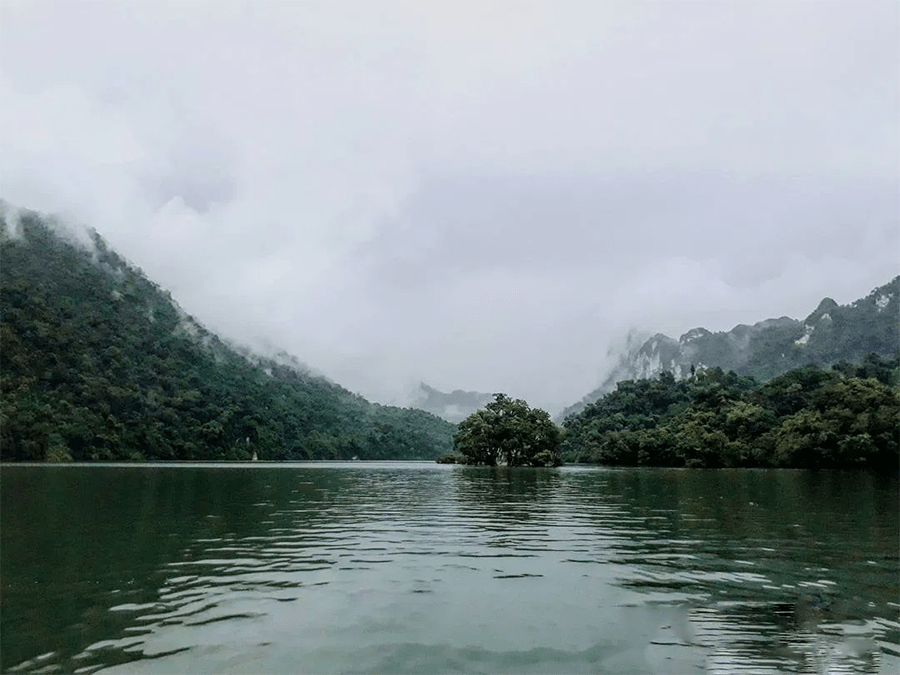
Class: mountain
562,276,900,419
0,204,456,462
412,383,494,423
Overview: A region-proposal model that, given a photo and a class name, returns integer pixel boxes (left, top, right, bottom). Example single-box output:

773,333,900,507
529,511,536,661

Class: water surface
2,463,897,673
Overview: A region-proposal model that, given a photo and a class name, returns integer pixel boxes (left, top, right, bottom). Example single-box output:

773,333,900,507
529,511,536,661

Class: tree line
561,355,899,470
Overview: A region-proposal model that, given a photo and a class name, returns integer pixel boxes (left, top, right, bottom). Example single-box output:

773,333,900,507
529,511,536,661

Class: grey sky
1,1,897,412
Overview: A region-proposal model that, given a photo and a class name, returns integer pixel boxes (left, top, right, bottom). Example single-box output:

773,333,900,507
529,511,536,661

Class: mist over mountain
2,2,897,416
412,383,494,423
561,277,900,419
0,205,455,462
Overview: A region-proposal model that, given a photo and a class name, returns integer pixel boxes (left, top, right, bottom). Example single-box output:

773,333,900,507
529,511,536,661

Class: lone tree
453,394,563,467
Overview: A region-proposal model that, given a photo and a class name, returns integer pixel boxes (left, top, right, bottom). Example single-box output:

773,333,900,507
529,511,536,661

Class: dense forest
561,356,899,470
0,206,456,462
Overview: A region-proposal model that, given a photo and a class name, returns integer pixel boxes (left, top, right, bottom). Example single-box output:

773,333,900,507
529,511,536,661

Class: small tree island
445,394,563,467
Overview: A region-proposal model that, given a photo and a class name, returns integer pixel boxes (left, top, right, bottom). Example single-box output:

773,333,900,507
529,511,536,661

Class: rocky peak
805,297,838,324
680,327,712,344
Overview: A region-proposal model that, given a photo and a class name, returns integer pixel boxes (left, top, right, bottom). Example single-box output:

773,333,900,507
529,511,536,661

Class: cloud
1,0,897,412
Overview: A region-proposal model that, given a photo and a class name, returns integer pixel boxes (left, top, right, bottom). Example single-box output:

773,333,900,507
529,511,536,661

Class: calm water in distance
1,463,898,674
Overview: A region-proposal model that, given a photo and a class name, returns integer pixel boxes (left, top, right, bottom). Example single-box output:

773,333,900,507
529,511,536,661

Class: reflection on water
1,463,897,674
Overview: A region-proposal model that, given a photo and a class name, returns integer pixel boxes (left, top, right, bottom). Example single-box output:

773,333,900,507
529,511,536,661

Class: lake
1,463,897,674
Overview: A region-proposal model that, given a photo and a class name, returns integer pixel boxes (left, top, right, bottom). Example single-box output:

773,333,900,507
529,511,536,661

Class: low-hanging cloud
1,0,897,413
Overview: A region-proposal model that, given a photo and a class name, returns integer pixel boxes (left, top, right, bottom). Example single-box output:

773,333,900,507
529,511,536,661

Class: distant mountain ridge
0,203,456,462
561,276,899,419
412,383,494,423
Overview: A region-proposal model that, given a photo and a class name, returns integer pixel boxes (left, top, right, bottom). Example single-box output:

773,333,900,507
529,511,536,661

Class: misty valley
3,1,900,672
2,207,898,470
1,207,898,673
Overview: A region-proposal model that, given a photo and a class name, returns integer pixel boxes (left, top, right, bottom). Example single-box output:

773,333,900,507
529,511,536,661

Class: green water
1,463,897,674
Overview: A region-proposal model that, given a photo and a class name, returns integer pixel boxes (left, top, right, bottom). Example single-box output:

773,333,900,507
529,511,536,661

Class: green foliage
562,360,899,470
0,209,456,462
453,394,562,467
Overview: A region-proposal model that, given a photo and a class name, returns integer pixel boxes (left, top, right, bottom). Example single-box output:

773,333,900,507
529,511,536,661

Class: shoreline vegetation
559,357,898,470
2,206,898,470
439,355,898,471
450,394,563,467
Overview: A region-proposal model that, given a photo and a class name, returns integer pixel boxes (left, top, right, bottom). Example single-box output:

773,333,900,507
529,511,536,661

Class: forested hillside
0,206,455,461
562,276,900,418
561,357,899,470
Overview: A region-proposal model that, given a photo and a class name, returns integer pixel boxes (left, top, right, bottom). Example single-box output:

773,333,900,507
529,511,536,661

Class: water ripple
1,464,897,674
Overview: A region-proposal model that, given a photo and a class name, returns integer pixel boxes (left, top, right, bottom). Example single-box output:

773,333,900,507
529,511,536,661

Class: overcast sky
1,0,898,412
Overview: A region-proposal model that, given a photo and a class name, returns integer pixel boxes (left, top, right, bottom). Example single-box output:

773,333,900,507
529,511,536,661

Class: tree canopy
561,358,899,470
453,394,562,467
